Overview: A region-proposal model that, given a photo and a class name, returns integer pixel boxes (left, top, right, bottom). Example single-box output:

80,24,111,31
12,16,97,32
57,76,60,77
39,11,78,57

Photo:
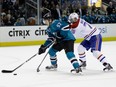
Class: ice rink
0,41,116,87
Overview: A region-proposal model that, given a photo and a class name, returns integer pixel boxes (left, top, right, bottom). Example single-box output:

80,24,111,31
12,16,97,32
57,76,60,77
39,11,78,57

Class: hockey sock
78,52,86,62
93,51,107,64
48,47,58,65
50,56,57,65
78,45,86,62
70,57,79,69
66,52,79,69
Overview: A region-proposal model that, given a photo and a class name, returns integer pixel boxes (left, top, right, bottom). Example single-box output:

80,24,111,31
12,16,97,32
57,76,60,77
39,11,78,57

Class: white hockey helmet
68,12,79,23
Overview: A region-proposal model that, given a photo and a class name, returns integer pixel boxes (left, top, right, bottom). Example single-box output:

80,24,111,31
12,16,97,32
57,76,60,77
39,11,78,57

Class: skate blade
103,68,113,72
71,71,83,75
81,67,86,70
45,68,57,71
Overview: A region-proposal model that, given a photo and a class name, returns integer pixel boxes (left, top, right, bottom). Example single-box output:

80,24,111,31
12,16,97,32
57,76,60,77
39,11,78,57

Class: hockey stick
37,41,55,72
1,53,38,73
37,51,49,72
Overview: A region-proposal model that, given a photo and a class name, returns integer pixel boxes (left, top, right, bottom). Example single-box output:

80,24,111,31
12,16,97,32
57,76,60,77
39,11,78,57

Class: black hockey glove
38,45,47,55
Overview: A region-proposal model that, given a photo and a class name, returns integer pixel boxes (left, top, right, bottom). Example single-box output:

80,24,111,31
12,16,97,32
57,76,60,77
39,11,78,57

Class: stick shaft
37,41,55,71
1,53,38,73
37,51,49,69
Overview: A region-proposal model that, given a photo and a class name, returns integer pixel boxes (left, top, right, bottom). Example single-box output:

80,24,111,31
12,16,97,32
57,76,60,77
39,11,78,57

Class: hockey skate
103,63,113,71
71,67,82,74
79,59,86,69
45,64,57,70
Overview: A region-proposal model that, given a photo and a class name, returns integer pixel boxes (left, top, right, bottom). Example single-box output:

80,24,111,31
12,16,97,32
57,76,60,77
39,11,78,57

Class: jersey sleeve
43,27,56,48
61,19,80,30
43,37,55,47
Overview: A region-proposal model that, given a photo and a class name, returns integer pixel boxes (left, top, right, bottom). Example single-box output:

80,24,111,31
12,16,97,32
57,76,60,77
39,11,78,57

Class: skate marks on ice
0,42,116,87
80,68,115,76
16,68,116,87
0,62,116,87
36,66,115,77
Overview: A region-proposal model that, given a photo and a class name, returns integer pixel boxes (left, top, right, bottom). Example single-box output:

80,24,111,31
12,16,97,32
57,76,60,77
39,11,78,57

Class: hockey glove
38,45,47,55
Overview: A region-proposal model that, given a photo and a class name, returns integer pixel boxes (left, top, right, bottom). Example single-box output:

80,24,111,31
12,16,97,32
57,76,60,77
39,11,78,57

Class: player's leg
46,43,63,70
92,51,113,71
78,40,90,68
64,40,82,73
90,34,113,71
46,47,58,70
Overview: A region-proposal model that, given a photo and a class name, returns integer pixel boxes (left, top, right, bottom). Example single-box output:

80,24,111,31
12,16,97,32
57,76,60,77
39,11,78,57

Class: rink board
0,24,116,46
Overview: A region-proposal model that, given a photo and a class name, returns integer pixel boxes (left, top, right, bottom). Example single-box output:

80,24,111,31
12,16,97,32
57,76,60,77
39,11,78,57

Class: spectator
19,14,25,26
51,4,62,20
89,12,97,23
97,14,110,23
11,0,16,5
82,12,91,23
75,1,82,17
81,3,88,16
14,18,22,26
106,1,115,15
27,17,36,25
91,3,97,13
110,9,116,23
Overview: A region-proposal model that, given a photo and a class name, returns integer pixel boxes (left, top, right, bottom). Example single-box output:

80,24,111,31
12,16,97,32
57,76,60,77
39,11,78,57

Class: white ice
0,41,116,87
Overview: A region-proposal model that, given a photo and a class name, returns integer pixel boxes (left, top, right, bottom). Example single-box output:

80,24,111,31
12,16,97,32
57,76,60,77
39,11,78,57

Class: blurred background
0,0,116,26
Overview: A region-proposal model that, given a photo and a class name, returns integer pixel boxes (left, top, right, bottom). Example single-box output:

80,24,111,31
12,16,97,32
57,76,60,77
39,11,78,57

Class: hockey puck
13,73,17,75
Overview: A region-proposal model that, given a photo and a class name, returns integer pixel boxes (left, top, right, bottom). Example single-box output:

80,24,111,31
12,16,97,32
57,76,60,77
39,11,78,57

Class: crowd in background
0,0,116,26
42,0,116,24
1,0,26,26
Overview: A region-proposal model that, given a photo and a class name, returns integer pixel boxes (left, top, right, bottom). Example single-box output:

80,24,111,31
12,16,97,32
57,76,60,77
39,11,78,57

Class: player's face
69,13,79,23
69,17,78,23
44,19,49,25
43,19,52,25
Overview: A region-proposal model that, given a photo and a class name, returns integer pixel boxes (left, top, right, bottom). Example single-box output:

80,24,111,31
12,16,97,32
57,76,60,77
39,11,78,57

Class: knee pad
78,45,86,54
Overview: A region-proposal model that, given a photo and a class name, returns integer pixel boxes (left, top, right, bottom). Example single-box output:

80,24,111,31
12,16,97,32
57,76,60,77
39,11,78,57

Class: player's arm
43,36,55,47
38,30,55,55
63,18,80,30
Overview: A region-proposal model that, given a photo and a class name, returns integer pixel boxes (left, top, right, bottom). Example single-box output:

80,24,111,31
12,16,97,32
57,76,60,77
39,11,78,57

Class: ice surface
0,41,116,87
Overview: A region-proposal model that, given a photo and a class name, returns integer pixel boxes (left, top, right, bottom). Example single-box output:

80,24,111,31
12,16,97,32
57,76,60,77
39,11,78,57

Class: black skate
71,67,82,74
46,64,57,70
79,59,86,69
103,63,113,71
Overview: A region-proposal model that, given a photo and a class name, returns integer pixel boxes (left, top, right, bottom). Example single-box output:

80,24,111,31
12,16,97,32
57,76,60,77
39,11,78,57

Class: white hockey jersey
69,18,100,40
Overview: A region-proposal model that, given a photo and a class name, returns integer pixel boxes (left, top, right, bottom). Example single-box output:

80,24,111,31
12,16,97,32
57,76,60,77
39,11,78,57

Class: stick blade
1,70,13,73
37,68,40,72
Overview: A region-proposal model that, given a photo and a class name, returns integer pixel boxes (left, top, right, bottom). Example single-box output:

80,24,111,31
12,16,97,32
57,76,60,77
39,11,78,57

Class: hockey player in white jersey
66,12,113,71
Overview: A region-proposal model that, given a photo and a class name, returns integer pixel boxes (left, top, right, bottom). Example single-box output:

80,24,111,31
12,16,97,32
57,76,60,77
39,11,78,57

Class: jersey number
56,22,62,28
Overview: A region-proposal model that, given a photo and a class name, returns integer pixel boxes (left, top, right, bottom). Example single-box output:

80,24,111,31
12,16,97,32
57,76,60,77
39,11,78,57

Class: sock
50,56,57,65
93,51,107,64
79,52,86,62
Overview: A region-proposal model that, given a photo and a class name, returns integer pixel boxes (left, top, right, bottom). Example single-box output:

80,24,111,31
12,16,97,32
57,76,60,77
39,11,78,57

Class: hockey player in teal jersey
38,16,82,73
